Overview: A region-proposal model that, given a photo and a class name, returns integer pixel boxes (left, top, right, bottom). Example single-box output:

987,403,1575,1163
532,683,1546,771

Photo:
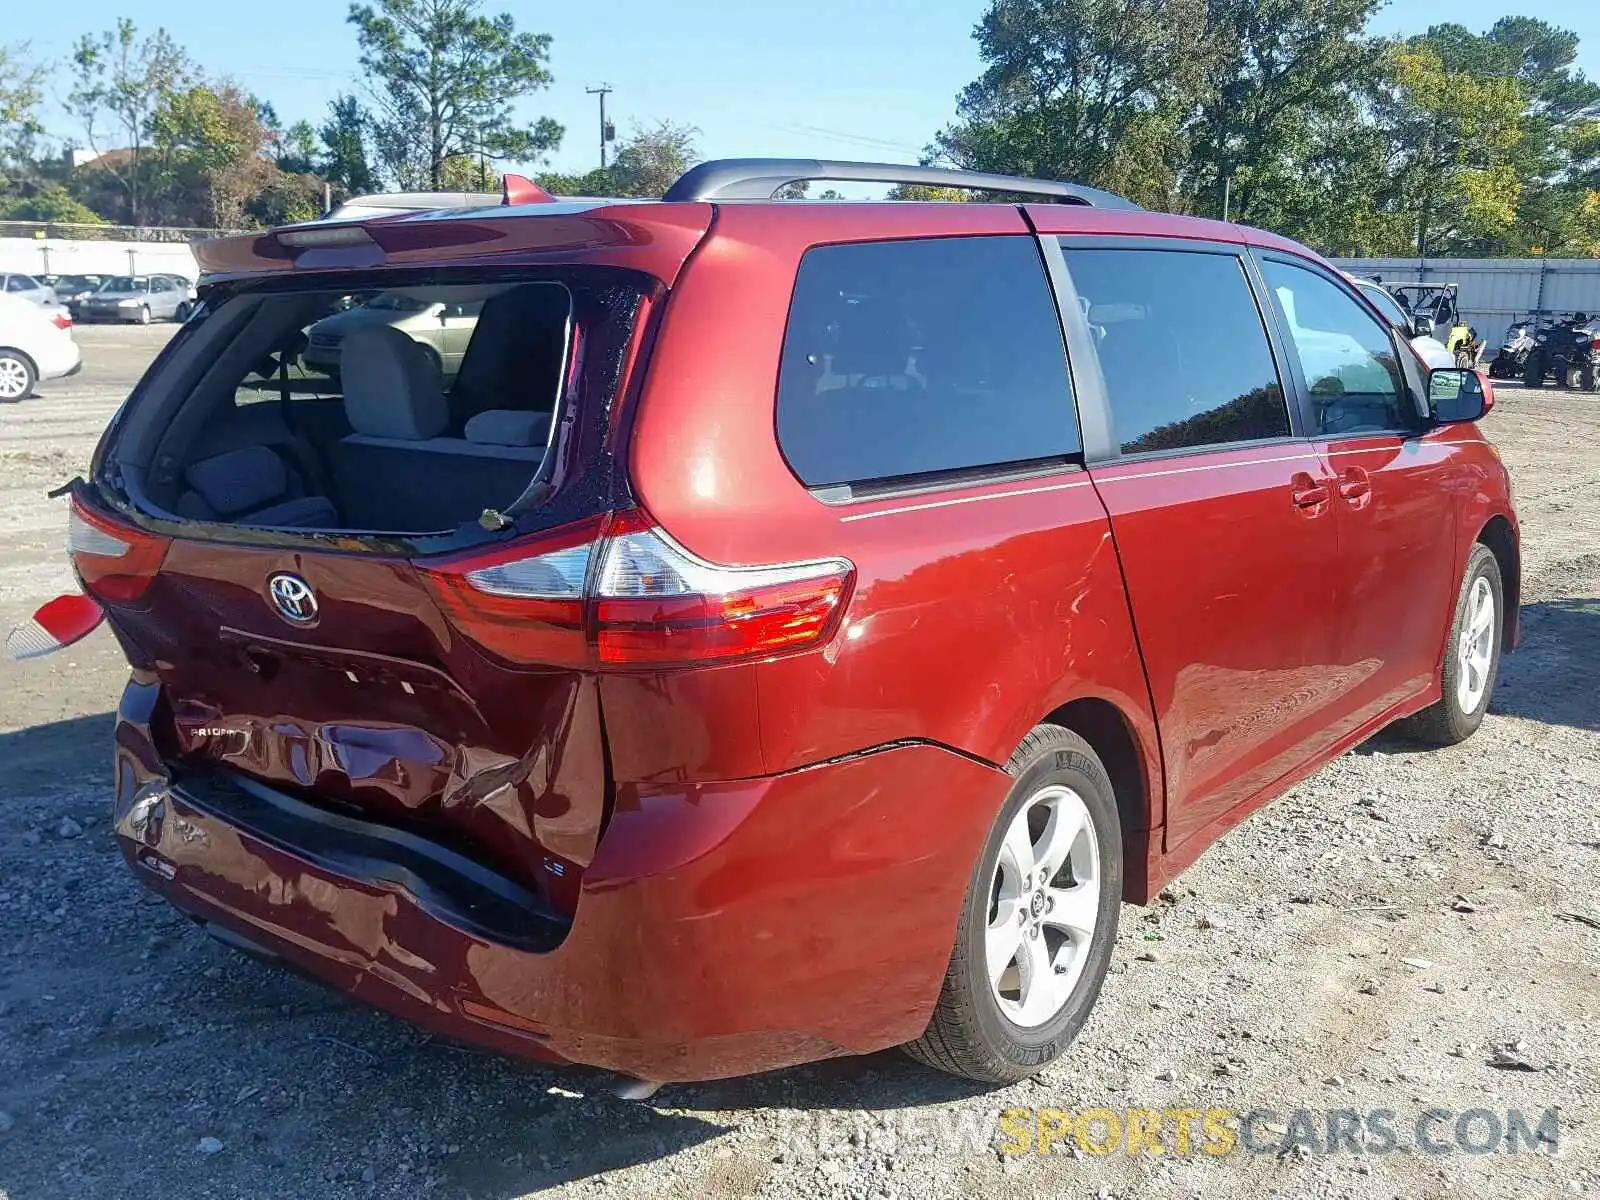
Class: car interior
128,281,573,533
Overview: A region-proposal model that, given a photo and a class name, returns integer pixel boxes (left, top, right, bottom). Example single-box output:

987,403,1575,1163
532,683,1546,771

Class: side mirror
1428,367,1491,424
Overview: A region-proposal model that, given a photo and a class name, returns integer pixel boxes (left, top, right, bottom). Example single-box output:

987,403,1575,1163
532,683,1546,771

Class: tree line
1,0,1596,257
928,1,1599,256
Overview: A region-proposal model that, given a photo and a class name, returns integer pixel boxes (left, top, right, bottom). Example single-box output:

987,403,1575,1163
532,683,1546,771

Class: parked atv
1522,313,1600,391
1487,316,1538,380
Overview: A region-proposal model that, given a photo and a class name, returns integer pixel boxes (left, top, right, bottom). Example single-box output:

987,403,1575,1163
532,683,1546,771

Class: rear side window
776,236,1078,488
1063,246,1289,455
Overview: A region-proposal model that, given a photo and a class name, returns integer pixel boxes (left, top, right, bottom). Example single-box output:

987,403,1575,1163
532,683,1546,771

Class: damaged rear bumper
112,677,1010,1081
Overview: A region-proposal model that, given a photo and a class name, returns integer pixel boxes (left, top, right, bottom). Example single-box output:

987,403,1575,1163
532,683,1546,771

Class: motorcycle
1522,314,1600,392
1487,316,1538,379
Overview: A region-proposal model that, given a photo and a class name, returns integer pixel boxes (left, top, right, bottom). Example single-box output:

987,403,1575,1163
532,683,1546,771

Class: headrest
464,409,551,447
341,325,447,440
831,299,914,379
184,445,288,516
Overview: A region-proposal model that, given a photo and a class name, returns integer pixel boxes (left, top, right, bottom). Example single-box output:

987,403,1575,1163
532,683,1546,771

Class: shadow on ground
1355,596,1599,757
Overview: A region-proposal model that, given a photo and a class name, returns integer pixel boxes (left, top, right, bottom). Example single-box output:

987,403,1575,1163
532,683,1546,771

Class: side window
776,236,1079,488
1261,261,1412,436
1062,246,1289,455
3,276,25,293
16,275,41,290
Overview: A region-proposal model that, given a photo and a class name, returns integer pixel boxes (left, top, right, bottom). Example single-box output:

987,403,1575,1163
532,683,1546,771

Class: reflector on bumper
6,592,104,660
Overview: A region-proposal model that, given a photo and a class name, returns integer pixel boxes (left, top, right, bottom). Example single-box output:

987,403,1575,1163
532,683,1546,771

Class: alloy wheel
985,785,1101,1029
0,356,29,400
1456,575,1496,714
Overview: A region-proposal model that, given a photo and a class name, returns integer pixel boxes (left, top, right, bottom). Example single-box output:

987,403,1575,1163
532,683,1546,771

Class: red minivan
13,160,1519,1085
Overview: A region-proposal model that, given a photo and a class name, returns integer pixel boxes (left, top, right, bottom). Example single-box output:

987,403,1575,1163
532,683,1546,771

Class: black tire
1522,356,1543,389
0,349,38,401
1455,349,1474,369
174,301,192,322
1584,363,1598,393
1402,544,1504,746
903,725,1123,1083
137,305,151,326
1566,364,1585,391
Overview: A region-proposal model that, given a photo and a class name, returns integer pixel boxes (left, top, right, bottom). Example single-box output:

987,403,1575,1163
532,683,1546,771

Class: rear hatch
79,202,713,915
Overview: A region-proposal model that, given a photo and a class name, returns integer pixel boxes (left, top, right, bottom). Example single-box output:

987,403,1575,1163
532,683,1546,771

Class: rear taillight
68,498,170,603
418,510,855,668
51,310,72,330
6,592,104,660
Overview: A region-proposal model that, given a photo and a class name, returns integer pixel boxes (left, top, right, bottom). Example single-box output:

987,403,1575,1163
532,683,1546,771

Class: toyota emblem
267,573,318,624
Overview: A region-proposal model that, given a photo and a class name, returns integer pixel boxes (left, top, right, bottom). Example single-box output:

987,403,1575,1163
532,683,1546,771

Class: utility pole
587,84,614,169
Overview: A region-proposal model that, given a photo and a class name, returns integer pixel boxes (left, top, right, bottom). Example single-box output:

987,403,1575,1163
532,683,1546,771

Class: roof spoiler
662,158,1139,208
322,174,555,221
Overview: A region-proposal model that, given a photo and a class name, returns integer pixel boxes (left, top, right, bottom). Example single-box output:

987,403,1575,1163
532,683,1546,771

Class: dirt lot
0,324,1597,1200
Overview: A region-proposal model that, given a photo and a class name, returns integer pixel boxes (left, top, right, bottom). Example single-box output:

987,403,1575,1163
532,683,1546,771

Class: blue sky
12,0,1600,177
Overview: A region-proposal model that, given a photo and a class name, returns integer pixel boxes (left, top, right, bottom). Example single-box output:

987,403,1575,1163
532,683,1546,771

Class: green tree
0,42,46,175
347,0,562,189
0,185,106,225
319,94,378,196
150,81,273,228
1184,0,1381,224
933,0,1208,205
67,19,191,225
885,184,971,201
607,120,698,197
1374,38,1528,255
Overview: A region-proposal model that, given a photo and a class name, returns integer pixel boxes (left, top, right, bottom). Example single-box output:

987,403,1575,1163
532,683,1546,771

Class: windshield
100,277,147,293
1358,285,1412,331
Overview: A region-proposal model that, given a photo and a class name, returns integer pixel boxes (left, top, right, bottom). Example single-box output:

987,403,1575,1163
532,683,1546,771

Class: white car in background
0,293,82,400
1348,276,1456,369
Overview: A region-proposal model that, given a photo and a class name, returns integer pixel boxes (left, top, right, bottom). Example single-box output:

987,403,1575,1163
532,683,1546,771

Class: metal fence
0,219,241,243
1330,257,1600,349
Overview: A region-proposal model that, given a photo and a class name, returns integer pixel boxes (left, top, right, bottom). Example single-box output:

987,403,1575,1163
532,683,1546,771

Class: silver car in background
78,274,195,324
302,292,482,377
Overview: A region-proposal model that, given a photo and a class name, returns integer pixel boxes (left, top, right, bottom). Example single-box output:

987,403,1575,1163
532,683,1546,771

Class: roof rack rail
662,158,1139,209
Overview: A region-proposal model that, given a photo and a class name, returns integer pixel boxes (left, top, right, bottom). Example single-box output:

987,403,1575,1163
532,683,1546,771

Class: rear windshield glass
108,276,613,536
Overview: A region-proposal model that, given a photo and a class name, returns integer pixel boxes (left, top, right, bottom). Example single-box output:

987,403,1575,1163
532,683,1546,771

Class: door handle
1338,466,1372,504
1290,472,1329,512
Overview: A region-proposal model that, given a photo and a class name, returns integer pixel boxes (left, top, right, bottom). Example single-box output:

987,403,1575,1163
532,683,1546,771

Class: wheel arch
1038,696,1157,904
1476,514,1520,651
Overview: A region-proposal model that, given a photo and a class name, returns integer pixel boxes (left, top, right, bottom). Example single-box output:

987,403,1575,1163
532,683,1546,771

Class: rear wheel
0,350,37,400
1566,363,1585,391
903,725,1122,1083
1403,544,1503,746
1522,355,1543,389
1583,363,1598,392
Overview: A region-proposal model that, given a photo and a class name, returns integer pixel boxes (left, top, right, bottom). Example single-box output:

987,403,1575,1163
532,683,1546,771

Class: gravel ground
0,325,1597,1200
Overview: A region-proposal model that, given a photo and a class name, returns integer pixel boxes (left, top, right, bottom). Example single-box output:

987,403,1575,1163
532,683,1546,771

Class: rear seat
334,325,550,530
175,445,339,528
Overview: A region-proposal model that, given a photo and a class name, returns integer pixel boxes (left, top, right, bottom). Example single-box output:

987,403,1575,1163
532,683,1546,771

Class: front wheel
174,301,192,322
1522,355,1543,389
136,305,151,326
1403,544,1504,746
1583,362,1598,393
903,725,1122,1083
0,350,37,400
